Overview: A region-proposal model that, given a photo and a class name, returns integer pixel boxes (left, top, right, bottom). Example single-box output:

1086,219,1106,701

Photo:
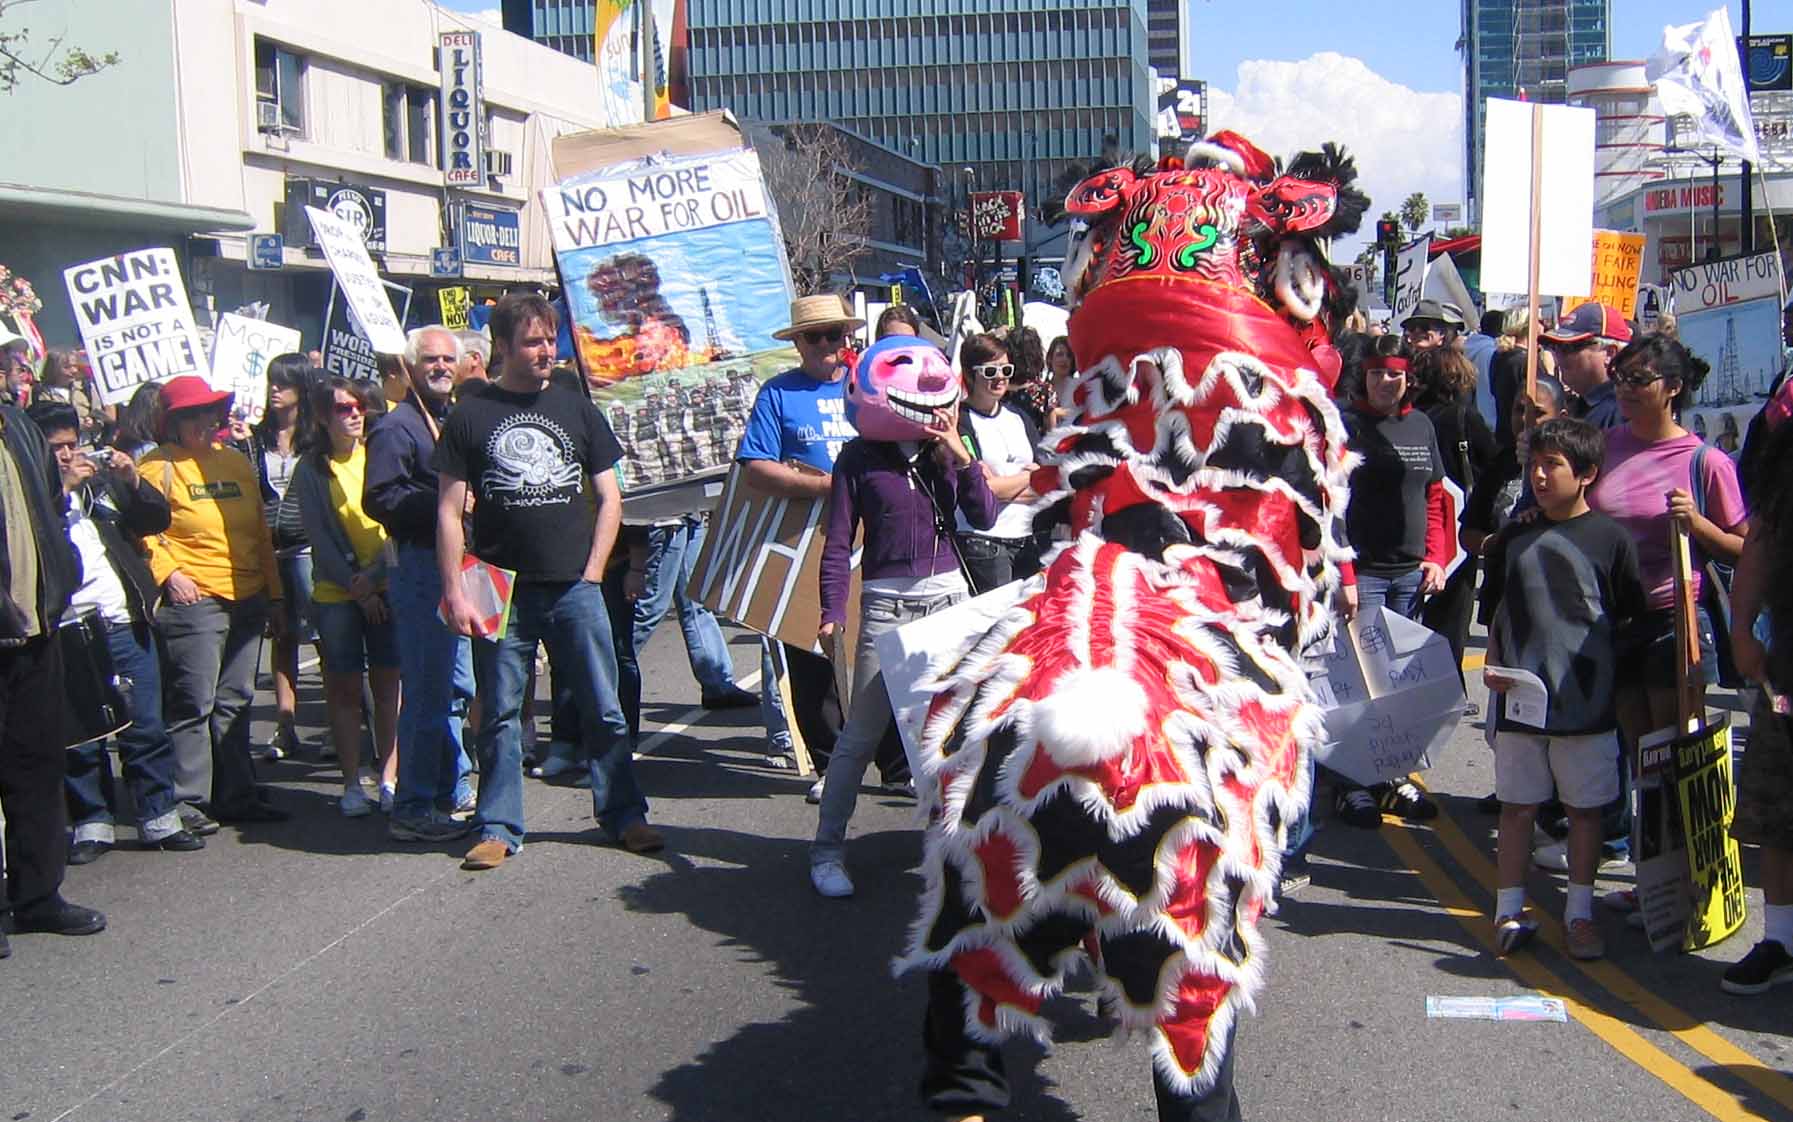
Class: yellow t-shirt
312,443,387,604
141,443,282,602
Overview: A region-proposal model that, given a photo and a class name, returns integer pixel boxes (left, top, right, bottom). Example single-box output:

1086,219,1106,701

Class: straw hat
772,294,865,341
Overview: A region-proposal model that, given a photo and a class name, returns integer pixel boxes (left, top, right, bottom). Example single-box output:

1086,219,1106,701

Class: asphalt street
4,623,1791,1122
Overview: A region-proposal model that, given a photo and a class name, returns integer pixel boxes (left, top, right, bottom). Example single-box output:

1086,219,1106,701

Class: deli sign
439,30,486,187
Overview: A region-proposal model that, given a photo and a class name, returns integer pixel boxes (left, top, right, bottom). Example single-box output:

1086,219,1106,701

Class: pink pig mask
844,336,960,442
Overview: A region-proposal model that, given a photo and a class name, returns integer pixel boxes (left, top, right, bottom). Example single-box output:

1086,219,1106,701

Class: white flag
1646,7,1760,165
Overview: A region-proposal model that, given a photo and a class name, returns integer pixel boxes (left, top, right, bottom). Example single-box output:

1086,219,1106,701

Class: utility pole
637,0,657,123
1740,0,1754,253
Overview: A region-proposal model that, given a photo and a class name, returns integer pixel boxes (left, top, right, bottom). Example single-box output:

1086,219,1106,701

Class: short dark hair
491,292,558,351
875,304,921,338
25,400,79,439
1609,333,1709,412
1528,417,1604,477
1479,310,1506,337
959,332,1008,373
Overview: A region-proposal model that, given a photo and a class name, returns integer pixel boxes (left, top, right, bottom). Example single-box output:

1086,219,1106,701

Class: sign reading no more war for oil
540,146,796,493
1671,251,1786,413
62,249,209,407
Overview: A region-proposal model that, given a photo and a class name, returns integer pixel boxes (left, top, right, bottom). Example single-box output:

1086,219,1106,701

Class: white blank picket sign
1479,98,1595,298
304,206,407,354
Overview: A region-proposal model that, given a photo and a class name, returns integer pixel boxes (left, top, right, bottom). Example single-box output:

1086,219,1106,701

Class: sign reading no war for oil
63,248,208,407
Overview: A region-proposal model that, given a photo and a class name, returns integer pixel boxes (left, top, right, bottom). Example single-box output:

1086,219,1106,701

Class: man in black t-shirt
436,293,661,869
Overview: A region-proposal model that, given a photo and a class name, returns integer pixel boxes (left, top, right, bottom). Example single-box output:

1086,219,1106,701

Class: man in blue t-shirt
734,295,883,788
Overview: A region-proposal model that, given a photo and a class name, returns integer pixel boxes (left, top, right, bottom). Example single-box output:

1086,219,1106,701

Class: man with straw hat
736,294,865,788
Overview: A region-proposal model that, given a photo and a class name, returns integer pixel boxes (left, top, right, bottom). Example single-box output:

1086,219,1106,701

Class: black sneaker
1721,940,1793,995
179,805,222,837
7,896,106,936
1333,786,1382,829
0,928,10,959
67,839,112,866
1376,779,1439,822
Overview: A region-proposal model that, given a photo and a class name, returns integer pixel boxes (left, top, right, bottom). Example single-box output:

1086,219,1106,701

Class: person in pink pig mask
806,335,999,900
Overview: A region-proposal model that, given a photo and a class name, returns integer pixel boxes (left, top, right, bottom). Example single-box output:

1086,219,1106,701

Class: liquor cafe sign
439,30,486,187
1643,182,1727,215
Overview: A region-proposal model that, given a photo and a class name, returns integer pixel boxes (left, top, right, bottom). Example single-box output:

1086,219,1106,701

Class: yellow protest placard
439,286,472,331
1673,721,1747,951
1561,230,1646,320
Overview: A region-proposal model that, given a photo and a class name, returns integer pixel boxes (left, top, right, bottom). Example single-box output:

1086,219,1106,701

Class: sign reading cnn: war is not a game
63,249,208,407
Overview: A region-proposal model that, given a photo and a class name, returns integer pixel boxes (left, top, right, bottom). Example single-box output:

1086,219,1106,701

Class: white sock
1496,886,1526,919
1765,904,1793,950
1565,883,1595,924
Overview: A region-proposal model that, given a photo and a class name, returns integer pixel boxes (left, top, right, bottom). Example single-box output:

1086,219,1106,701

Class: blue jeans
1355,568,1425,620
472,580,645,850
617,518,738,733
389,544,474,820
64,621,181,837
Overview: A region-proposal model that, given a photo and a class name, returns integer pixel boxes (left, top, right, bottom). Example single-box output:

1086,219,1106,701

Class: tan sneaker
1566,917,1606,960
621,822,665,854
460,838,510,870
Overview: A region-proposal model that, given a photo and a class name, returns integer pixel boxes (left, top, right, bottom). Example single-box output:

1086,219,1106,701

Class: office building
501,0,595,62
1460,0,1610,224
683,0,1155,249
1146,0,1186,80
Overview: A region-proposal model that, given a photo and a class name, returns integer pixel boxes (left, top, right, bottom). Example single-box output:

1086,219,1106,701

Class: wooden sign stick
1523,101,1545,404
1670,521,1703,734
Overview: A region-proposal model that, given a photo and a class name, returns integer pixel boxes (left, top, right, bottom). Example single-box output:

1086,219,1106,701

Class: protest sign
1421,250,1476,323
305,205,406,354
1479,98,1595,298
1673,719,1747,951
876,578,1034,779
1672,252,1786,417
1561,231,1647,319
1634,728,1692,951
686,463,860,654
209,313,300,423
1343,263,1385,310
1389,235,1431,325
1307,608,1466,787
321,279,413,382
541,145,796,492
439,286,472,331
62,249,207,406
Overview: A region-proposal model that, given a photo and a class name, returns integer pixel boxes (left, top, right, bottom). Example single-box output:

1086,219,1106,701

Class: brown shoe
1566,917,1606,960
620,822,665,854
461,838,510,870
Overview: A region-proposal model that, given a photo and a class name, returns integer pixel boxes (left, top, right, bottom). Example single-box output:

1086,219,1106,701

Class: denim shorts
313,599,399,674
1632,605,1718,689
276,550,318,643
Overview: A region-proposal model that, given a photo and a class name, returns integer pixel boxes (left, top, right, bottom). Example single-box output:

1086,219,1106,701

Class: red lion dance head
897,132,1367,1095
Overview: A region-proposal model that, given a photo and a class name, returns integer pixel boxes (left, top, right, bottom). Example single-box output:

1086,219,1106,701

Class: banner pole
1523,103,1545,404
1670,521,1702,734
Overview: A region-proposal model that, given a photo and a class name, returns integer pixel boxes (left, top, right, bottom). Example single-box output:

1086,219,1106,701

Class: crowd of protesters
1,287,1790,1005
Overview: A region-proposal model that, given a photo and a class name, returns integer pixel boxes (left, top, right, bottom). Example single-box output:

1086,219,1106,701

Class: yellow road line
1423,811,1793,1118
1382,824,1769,1122
1462,652,1485,671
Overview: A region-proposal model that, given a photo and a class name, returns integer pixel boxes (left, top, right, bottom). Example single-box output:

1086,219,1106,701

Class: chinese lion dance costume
897,132,1368,1096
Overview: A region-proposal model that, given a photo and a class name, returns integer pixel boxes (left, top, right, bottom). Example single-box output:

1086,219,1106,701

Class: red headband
1363,356,1409,374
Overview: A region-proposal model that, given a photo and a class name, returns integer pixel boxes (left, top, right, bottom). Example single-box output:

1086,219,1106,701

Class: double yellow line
1385,803,1793,1120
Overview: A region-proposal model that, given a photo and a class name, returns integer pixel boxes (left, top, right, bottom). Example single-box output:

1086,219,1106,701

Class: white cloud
464,7,503,24
1206,53,1463,249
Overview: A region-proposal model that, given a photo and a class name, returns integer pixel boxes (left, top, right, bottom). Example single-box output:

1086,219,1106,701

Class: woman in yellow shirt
141,376,288,827
291,377,399,817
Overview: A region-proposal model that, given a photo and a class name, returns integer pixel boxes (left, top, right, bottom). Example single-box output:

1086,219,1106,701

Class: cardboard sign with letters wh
63,248,208,407
305,206,406,354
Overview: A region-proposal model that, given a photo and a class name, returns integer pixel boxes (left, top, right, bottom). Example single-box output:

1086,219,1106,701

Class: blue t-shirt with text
735,369,854,473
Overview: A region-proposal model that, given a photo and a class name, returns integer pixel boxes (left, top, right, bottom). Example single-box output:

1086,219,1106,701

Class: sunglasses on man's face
800,329,845,345
971,363,1014,382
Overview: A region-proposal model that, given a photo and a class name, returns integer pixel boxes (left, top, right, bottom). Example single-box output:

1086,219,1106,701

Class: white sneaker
1532,841,1626,872
339,785,375,817
806,777,826,805
810,860,854,898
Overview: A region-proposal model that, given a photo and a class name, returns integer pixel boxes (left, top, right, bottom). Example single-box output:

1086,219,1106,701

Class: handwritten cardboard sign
1561,230,1647,319
1307,607,1466,786
209,313,300,423
685,463,861,654
1389,235,1431,324
62,249,208,406
305,205,406,354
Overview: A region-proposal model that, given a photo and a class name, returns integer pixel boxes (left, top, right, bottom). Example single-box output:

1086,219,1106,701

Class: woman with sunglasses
954,333,1041,592
239,353,317,760
291,377,400,816
142,376,289,829
1590,335,1748,753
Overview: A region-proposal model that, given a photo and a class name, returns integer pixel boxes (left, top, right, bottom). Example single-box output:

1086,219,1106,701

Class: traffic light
1375,218,1399,245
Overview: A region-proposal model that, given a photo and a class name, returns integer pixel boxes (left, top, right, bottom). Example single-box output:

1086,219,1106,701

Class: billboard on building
594,0,688,127
540,146,796,493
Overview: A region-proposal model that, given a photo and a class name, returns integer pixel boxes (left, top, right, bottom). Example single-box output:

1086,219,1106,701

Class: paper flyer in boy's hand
1485,665,1549,728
